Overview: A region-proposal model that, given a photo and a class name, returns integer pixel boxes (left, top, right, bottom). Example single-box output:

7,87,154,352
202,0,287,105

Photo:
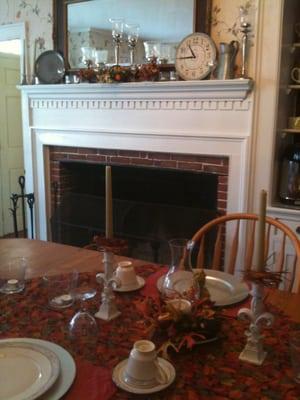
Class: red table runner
0,264,299,400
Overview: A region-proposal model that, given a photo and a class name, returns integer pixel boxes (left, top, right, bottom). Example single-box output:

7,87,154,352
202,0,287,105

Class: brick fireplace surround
19,80,253,243
49,146,229,214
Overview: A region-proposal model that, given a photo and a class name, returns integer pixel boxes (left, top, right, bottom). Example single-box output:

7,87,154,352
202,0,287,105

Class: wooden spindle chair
189,213,300,293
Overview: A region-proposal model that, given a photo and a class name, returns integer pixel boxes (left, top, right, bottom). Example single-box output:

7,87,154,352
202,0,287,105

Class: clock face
175,33,216,80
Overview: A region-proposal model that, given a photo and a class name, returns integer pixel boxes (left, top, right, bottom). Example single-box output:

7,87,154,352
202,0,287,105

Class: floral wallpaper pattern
0,0,258,78
0,0,53,77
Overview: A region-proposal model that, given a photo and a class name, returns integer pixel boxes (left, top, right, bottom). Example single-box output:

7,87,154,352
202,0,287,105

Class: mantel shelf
18,78,253,101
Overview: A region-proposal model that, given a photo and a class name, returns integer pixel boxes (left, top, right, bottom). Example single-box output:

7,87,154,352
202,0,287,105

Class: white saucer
113,276,145,292
112,357,175,394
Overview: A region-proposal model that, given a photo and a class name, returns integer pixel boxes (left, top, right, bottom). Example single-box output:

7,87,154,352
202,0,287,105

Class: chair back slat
245,220,255,271
275,233,286,274
228,220,240,275
264,223,271,264
212,225,223,270
196,238,205,268
190,212,300,293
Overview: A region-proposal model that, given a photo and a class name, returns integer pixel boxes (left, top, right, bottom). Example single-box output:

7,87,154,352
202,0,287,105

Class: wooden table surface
1,238,299,322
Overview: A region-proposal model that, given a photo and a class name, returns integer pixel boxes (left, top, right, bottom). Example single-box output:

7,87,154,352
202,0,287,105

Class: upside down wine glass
69,284,98,345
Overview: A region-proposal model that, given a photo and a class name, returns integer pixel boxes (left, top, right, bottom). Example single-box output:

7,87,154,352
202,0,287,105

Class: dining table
0,238,299,400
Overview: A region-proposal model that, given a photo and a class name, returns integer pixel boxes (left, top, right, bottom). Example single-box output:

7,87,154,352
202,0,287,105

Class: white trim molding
19,80,254,239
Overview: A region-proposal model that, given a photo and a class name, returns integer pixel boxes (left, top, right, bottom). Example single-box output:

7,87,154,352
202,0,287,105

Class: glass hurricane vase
161,238,199,302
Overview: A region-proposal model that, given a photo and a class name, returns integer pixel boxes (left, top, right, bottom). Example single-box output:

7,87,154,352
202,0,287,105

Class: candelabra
239,6,251,79
109,18,124,65
126,23,140,66
238,283,274,365
95,251,121,321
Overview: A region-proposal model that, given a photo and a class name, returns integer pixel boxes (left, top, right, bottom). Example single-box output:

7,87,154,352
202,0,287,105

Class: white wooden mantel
19,79,254,239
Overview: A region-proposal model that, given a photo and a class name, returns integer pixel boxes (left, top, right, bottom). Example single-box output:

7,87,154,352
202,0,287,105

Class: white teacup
291,67,300,84
124,340,168,388
115,261,138,287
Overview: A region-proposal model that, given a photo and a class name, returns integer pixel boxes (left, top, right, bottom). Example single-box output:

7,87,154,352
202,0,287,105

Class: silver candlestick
95,251,121,321
126,23,139,66
239,7,251,79
238,283,274,365
109,18,124,65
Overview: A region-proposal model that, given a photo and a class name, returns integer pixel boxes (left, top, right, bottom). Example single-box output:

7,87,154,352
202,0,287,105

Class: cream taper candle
105,166,113,239
256,190,267,272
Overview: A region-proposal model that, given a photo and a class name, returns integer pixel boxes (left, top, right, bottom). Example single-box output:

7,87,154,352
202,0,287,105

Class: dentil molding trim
20,79,253,111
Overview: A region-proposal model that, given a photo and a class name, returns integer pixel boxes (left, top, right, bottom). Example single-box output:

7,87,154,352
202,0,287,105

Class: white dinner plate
0,338,76,400
157,269,249,306
112,357,175,394
0,342,60,400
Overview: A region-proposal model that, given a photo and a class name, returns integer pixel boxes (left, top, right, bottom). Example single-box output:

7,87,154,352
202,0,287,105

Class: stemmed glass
69,283,98,345
109,18,124,65
125,23,140,66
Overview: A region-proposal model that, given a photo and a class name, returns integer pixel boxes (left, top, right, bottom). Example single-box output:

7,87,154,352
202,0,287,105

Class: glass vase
161,238,199,302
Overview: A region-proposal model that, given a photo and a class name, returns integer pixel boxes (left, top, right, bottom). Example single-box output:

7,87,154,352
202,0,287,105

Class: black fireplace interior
51,162,219,263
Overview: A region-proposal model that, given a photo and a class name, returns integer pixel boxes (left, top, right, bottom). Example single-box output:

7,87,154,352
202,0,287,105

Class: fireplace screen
51,162,219,263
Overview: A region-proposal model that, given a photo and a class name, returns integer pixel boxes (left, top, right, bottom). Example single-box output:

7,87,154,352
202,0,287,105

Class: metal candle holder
238,282,274,365
239,7,251,79
95,251,121,321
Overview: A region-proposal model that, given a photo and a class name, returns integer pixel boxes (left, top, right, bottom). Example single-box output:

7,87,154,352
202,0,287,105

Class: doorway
0,23,26,236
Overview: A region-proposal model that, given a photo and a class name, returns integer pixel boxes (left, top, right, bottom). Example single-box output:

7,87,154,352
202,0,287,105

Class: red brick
86,155,106,163
78,148,98,155
132,158,154,166
203,164,229,174
177,162,203,171
99,149,118,156
118,150,140,157
218,175,228,184
218,183,228,192
217,191,228,200
217,200,227,209
154,160,177,168
148,152,171,160
110,156,131,164
69,154,86,161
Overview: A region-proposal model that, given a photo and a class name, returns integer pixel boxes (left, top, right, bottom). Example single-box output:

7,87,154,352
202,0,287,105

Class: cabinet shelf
290,42,300,52
286,84,300,94
280,128,300,135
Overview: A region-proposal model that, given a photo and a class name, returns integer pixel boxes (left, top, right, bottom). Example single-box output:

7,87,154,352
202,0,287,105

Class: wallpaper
0,0,258,78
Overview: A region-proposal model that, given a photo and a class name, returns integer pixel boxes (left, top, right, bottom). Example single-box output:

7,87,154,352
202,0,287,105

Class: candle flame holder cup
0,257,27,294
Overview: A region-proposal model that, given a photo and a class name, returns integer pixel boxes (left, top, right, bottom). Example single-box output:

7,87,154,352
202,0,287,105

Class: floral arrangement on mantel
79,58,160,83
134,272,224,359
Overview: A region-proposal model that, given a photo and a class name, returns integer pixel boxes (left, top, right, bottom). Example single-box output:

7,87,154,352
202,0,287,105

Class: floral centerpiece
134,270,223,359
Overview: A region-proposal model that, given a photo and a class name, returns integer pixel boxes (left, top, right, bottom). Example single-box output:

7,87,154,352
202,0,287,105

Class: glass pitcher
161,238,199,301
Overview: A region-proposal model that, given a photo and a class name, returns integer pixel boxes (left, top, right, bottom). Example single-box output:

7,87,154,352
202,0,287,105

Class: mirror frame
53,0,212,69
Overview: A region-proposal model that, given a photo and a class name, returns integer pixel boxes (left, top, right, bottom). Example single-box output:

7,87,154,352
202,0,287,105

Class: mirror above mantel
53,0,212,70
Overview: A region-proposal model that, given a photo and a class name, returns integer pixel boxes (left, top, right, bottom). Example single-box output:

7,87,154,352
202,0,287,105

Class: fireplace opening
51,161,219,263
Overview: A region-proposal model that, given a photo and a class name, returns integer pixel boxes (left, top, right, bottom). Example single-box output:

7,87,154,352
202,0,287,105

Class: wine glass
109,18,124,65
69,283,98,346
125,23,140,66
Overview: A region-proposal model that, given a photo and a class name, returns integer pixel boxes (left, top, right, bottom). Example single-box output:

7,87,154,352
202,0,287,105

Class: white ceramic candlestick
95,251,121,321
238,190,273,365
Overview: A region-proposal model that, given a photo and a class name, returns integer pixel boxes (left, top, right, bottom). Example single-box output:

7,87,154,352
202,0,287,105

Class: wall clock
175,33,216,80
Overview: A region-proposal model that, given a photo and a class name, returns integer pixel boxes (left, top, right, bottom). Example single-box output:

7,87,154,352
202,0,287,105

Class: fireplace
19,80,253,253
49,146,228,262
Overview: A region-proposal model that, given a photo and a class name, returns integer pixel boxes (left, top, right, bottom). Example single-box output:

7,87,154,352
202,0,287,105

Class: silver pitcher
215,41,239,80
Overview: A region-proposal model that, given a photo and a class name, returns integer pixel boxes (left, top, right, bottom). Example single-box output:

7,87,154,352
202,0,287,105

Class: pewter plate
157,269,249,306
35,50,65,84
